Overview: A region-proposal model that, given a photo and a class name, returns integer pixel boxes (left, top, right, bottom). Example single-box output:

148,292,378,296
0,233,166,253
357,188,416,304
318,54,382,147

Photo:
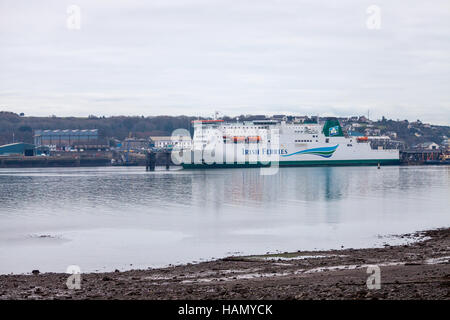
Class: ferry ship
180,118,400,168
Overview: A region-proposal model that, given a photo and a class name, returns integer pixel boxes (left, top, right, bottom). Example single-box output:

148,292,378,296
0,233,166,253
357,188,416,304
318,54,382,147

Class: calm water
0,165,449,274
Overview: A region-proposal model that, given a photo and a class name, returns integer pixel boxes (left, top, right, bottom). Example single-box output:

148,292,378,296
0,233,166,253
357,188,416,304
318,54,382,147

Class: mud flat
0,228,449,300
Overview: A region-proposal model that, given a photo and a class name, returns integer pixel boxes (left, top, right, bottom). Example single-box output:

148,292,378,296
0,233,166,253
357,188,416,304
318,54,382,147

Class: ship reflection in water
0,166,449,274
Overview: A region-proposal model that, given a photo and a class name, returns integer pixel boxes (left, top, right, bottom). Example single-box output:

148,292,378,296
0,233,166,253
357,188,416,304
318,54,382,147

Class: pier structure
145,149,172,171
400,149,446,165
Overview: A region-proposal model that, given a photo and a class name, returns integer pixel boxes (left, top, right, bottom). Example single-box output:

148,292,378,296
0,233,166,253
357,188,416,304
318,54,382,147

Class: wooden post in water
146,151,156,171
165,151,170,170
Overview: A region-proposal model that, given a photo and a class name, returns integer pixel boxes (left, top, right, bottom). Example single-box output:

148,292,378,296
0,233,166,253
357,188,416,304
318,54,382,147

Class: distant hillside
0,111,448,148
0,111,197,145
369,118,449,147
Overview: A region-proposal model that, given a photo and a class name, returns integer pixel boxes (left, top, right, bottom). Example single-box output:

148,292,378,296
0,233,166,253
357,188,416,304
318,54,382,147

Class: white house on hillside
419,142,440,150
150,136,192,149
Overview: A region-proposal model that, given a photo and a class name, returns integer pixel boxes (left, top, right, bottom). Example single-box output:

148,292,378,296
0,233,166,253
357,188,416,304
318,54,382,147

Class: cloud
0,0,449,124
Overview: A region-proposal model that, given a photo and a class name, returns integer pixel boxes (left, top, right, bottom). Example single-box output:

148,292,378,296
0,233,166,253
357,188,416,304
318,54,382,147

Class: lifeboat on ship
357,136,369,142
247,136,261,143
232,136,245,143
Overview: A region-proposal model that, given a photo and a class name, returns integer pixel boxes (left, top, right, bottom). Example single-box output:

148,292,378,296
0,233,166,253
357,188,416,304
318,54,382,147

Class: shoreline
1,161,450,169
0,228,449,300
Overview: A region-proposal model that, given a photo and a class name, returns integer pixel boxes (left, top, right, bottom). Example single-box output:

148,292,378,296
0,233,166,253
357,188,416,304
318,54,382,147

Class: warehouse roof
0,142,36,155
0,142,35,149
34,129,98,136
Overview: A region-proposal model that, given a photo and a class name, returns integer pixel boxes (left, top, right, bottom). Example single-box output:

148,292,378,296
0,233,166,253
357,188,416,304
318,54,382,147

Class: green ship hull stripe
182,159,400,169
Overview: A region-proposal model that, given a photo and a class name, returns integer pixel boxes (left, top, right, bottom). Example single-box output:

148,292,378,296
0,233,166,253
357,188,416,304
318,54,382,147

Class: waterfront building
0,143,35,156
418,142,440,150
119,138,151,151
34,129,105,150
150,136,192,149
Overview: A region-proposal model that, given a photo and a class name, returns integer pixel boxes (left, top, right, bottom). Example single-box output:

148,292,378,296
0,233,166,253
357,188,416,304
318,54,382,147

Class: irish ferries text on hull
179,118,400,168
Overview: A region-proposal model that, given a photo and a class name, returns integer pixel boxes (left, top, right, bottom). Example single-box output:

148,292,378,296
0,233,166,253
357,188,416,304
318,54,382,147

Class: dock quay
145,150,172,171
0,149,174,169
0,155,112,168
1,148,449,168
400,149,450,165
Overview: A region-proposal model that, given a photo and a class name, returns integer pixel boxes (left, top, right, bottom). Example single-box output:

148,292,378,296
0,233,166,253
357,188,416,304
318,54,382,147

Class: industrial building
34,129,105,150
0,143,35,156
118,136,192,151
118,138,151,151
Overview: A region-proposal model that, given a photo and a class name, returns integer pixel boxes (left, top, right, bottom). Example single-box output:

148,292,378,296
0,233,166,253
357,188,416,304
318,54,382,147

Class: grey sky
0,0,449,124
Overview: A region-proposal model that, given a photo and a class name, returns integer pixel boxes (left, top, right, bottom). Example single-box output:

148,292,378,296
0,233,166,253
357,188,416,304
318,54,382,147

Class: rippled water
0,165,449,274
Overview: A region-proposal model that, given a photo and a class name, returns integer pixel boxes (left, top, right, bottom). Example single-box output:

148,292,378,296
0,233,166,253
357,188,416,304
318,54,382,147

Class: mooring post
146,151,156,171
165,152,170,170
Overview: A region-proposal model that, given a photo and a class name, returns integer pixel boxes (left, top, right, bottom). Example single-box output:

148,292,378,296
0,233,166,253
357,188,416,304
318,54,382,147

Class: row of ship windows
222,127,319,131
295,140,317,143
294,132,319,137
225,127,267,130
206,126,318,131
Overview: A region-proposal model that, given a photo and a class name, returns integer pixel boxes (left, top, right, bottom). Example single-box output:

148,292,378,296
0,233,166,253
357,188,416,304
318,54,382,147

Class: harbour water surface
0,165,449,274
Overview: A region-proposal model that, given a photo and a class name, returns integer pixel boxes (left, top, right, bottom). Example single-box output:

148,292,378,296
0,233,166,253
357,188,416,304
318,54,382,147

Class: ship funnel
322,118,344,137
